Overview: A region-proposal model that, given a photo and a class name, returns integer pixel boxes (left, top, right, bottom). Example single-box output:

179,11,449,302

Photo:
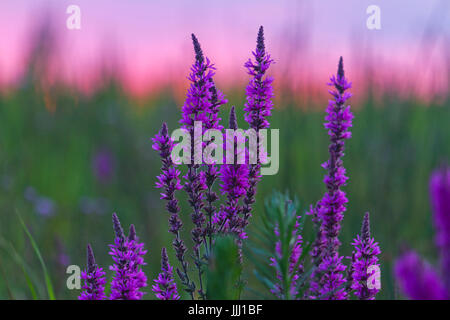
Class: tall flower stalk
349,212,381,300
242,26,274,237
179,34,222,299
311,57,354,300
152,248,180,300
152,123,195,299
79,244,106,300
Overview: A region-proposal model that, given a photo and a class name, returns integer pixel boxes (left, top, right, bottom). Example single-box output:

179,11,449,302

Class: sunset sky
0,0,448,98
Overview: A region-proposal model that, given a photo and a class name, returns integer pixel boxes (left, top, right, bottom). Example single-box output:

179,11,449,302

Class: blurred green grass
0,80,449,299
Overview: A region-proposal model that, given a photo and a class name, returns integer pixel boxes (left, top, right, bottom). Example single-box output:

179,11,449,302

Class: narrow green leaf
18,214,55,300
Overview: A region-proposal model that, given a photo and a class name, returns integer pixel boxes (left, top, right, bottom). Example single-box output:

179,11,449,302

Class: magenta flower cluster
79,244,106,300
152,248,180,300
79,213,148,300
395,166,450,299
350,213,381,300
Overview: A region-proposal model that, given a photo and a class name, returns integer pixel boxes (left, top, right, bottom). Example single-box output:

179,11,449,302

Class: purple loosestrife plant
242,26,274,238
152,248,180,300
180,34,230,299
152,122,195,299
349,213,381,300
395,250,447,300
79,244,106,300
430,166,450,291
109,213,147,300
311,57,353,300
150,28,275,300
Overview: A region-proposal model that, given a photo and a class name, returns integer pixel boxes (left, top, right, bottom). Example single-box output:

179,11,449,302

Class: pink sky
0,0,448,99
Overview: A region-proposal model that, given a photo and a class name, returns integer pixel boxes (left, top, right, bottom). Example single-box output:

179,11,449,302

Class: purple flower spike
350,213,381,300
152,248,180,300
127,224,148,299
109,213,147,300
241,26,274,248
244,26,274,132
395,250,447,300
152,123,189,282
152,122,183,233
430,166,450,291
217,106,249,240
311,57,354,300
319,57,353,253
79,244,106,300
180,34,215,132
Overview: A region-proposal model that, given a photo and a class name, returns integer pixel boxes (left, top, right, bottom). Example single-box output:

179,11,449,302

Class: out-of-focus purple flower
92,149,115,184
79,244,106,300
270,216,303,299
395,250,447,300
152,248,180,300
350,212,381,300
24,187,56,217
109,213,147,300
312,57,354,300
430,166,450,290
34,196,56,217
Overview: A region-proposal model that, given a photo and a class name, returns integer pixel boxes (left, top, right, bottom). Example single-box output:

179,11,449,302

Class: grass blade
18,214,55,300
